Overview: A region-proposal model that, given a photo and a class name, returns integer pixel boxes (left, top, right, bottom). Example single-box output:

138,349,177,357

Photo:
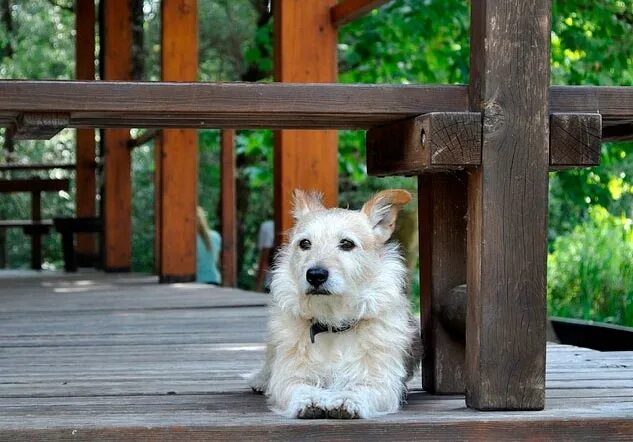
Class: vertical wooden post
418,173,466,394
157,0,198,282
466,0,550,410
153,132,163,275
30,190,41,270
273,0,338,242
75,0,97,261
220,129,237,287
102,0,132,272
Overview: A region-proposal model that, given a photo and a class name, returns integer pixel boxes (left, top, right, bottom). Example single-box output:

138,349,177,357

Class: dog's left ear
362,189,412,243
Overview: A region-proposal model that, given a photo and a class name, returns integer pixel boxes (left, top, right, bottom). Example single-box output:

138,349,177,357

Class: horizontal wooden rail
0,81,630,140
331,0,391,27
0,163,77,171
0,219,54,228
0,178,70,193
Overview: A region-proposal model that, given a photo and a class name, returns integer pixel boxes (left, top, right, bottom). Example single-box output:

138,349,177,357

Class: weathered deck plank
0,271,632,440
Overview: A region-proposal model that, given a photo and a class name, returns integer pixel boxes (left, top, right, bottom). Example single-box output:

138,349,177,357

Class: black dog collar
310,321,356,344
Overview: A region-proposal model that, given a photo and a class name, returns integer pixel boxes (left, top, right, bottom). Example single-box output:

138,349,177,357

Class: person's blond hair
196,206,212,251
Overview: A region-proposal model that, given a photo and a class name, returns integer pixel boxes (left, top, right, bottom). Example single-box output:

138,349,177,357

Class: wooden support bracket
550,113,602,169
12,112,69,140
367,112,481,176
367,112,603,176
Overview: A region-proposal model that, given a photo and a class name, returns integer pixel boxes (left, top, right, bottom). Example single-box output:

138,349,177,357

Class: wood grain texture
156,0,198,283
0,272,632,439
75,0,97,259
368,112,600,176
550,113,601,169
12,112,69,140
220,129,237,287
367,112,481,175
330,0,390,27
466,0,550,410
0,81,466,128
0,82,630,136
273,0,338,241
418,174,466,394
102,0,132,272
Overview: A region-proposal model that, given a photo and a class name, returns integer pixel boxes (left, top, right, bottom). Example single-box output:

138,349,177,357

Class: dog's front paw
326,405,358,419
246,370,268,395
297,404,327,419
322,395,362,419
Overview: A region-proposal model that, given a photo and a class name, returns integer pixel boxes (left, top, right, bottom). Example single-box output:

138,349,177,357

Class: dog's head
271,189,411,322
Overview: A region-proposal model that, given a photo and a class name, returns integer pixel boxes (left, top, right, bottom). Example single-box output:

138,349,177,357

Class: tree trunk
1,0,13,58
131,0,144,80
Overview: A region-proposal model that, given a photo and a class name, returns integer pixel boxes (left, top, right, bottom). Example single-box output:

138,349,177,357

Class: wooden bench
0,178,70,269
53,217,102,272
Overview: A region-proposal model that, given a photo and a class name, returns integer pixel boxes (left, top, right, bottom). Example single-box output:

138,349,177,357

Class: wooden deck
1,272,632,440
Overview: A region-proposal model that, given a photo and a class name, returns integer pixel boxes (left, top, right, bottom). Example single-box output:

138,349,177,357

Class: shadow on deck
1,271,632,440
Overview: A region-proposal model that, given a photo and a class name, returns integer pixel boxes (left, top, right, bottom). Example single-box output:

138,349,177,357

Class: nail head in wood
12,112,70,140
366,112,481,176
550,113,602,169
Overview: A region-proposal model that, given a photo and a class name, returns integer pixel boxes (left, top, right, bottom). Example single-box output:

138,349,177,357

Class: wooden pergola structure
1,0,632,413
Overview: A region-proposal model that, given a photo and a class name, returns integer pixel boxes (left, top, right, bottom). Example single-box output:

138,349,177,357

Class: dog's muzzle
306,267,330,295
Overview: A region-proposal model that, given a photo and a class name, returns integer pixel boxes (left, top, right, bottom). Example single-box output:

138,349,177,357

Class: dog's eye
339,239,356,251
299,239,311,250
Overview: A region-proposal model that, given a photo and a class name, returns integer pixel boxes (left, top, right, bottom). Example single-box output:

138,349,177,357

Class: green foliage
548,206,633,326
552,0,633,86
338,0,469,85
0,1,74,79
549,0,633,244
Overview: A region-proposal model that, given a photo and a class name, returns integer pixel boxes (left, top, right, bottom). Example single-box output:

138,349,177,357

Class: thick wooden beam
12,113,68,140
220,129,237,287
367,112,481,175
274,0,339,242
419,174,467,394
157,0,198,283
367,112,602,176
102,0,132,272
466,0,550,410
75,0,97,261
330,0,391,27
0,81,628,137
550,113,601,169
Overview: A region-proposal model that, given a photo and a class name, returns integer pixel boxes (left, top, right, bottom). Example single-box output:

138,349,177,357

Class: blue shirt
196,230,222,285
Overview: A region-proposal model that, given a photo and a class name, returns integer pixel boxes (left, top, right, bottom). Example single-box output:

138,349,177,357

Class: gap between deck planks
0,271,632,440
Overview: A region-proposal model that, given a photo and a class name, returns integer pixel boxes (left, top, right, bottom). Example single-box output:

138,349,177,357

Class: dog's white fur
249,189,418,419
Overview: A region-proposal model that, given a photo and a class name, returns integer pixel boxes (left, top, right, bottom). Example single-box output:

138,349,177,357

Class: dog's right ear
362,189,412,243
292,189,325,220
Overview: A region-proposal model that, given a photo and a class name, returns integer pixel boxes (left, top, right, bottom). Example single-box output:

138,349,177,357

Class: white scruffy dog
249,189,419,419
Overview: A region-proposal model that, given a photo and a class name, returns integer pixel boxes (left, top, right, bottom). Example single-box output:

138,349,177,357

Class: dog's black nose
306,267,329,287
